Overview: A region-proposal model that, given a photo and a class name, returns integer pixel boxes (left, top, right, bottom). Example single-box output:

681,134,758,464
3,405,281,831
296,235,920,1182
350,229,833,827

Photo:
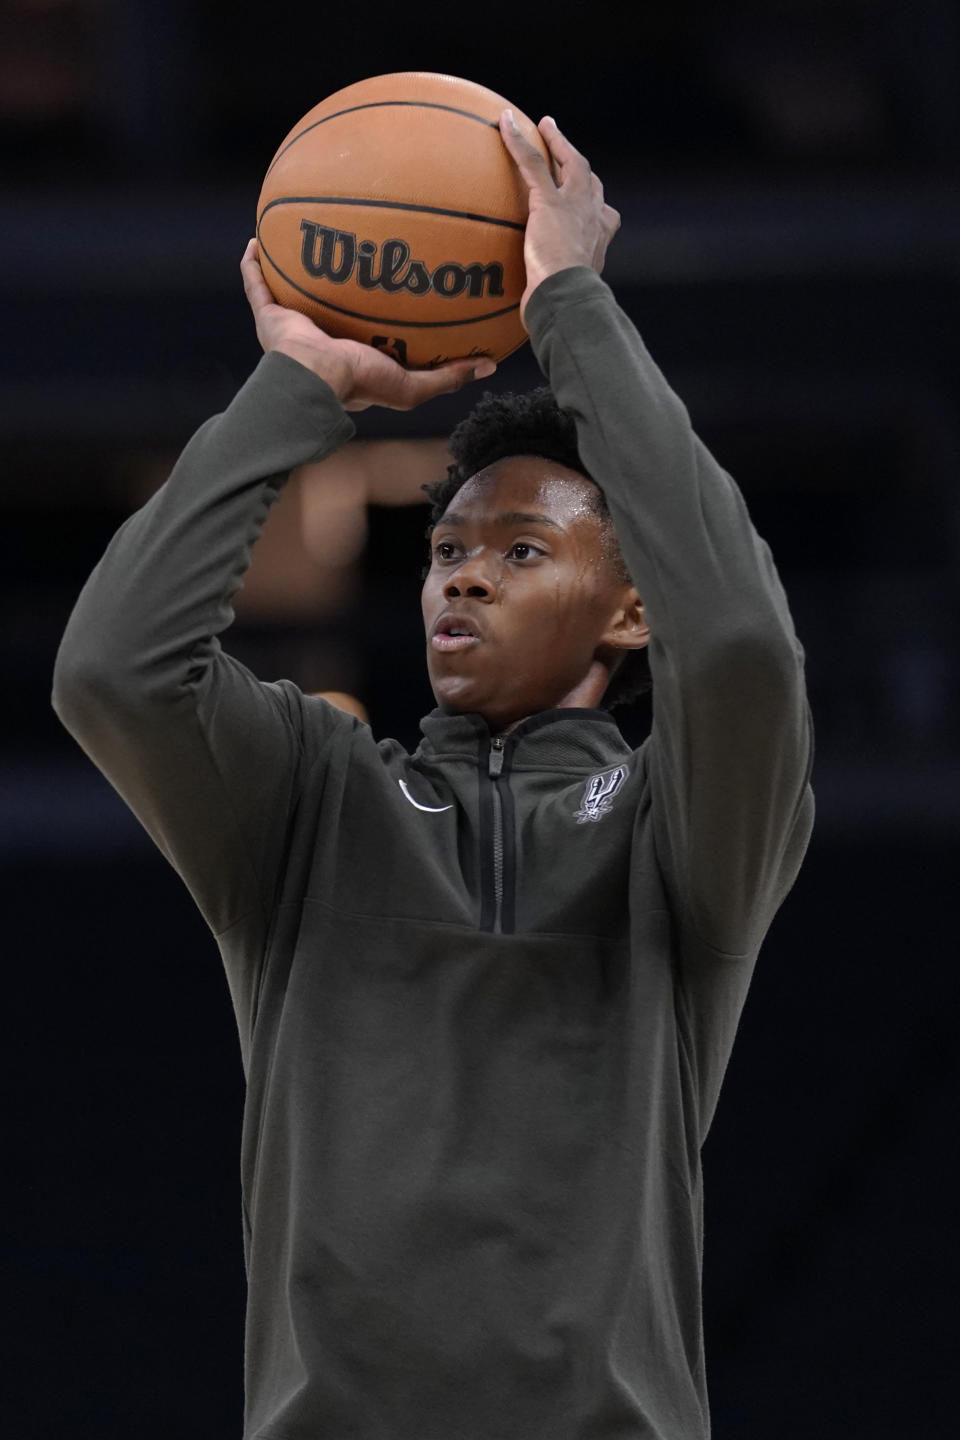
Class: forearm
50,350,357,941
527,266,813,958
53,349,354,703
526,267,801,671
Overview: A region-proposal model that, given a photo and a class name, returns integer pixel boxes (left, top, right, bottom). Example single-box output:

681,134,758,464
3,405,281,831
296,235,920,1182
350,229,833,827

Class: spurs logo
574,765,629,824
300,220,505,300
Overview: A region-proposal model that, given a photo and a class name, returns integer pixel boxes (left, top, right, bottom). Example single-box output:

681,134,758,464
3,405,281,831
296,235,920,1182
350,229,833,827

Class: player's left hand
498,111,620,326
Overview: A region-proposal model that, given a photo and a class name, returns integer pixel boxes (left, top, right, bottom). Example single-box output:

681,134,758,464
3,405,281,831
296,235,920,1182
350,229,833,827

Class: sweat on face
420,455,648,733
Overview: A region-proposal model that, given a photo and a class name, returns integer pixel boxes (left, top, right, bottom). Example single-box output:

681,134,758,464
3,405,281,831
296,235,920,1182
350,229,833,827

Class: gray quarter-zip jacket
52,266,814,1440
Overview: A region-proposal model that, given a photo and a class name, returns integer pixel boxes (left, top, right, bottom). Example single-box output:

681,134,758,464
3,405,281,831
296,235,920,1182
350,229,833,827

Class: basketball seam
255,227,521,329
264,101,501,180
258,195,524,232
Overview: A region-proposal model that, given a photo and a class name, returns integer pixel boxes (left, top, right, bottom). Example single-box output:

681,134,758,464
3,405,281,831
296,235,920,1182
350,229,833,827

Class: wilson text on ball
299,221,506,300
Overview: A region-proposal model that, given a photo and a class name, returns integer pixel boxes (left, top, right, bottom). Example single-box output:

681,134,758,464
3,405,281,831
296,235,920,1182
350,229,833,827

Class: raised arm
52,245,493,984
501,114,814,968
51,350,356,949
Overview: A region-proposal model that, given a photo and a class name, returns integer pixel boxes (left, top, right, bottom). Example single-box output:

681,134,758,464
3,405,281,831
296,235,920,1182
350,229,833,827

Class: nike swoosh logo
398,778,453,813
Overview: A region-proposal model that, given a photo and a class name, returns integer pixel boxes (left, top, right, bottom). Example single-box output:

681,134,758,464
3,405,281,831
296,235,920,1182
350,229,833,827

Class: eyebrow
437,510,563,531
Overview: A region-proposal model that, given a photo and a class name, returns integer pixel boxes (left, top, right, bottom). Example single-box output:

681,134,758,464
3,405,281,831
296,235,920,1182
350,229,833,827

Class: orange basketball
255,73,550,369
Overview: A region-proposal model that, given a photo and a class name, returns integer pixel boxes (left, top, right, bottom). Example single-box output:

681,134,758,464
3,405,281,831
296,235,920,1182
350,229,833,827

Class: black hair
422,386,652,708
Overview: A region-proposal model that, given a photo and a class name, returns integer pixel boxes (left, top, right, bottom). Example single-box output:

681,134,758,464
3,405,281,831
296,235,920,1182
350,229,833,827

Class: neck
481,659,613,736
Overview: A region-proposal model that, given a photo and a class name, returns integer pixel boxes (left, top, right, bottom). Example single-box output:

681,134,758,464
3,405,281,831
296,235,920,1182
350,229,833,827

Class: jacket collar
416,707,631,773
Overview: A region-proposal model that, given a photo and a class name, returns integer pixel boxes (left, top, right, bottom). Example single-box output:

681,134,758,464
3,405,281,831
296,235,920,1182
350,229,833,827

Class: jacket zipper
489,737,505,934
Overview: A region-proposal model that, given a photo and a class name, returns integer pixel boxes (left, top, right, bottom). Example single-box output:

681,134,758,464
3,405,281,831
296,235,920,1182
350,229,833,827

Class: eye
434,540,459,562
508,541,541,560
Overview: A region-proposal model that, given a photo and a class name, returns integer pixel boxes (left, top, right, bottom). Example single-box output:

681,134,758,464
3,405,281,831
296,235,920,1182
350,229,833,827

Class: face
421,455,648,732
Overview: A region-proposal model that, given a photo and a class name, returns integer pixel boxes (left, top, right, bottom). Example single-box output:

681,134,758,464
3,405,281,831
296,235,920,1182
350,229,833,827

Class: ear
598,587,650,654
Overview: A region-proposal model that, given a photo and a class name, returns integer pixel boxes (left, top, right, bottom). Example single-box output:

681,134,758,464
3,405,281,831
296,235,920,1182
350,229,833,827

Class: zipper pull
489,736,505,777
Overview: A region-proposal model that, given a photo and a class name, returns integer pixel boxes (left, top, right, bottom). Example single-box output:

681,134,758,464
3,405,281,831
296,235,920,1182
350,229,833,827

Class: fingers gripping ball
255,73,551,369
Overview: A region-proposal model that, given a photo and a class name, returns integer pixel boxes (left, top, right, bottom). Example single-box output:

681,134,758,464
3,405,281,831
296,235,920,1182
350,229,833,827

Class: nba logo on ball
255,73,551,369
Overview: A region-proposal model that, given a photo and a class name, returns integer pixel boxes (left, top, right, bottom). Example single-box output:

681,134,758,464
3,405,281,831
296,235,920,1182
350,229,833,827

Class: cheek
421,574,439,625
506,578,602,677
542,560,608,636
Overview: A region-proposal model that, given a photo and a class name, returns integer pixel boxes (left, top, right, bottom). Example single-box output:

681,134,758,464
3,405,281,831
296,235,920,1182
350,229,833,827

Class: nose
443,552,496,601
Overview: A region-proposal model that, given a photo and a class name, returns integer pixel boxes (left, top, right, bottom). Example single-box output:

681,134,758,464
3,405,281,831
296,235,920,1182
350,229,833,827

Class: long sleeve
51,350,357,965
526,267,814,969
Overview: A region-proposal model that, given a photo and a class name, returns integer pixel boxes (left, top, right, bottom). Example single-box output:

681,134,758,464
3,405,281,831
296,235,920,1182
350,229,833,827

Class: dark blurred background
3,0,958,1435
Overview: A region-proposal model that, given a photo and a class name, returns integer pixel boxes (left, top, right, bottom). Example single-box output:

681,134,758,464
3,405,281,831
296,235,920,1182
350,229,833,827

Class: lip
430,611,484,653
431,633,480,653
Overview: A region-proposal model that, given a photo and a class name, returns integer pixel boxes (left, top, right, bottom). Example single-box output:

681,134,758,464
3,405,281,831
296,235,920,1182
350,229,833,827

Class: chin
434,679,483,714
428,666,480,709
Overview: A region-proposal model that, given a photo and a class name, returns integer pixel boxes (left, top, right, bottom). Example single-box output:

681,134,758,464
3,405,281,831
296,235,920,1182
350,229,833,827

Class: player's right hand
240,239,495,412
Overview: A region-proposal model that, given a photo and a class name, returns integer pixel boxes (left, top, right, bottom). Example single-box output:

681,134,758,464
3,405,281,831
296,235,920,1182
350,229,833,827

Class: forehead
439,454,600,527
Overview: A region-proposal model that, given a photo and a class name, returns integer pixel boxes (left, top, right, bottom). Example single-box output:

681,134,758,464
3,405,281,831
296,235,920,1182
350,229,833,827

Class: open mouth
431,616,482,653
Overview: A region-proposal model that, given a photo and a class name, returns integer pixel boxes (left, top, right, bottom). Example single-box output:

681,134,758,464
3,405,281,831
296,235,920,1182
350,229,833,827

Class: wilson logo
299,220,505,300
574,765,629,824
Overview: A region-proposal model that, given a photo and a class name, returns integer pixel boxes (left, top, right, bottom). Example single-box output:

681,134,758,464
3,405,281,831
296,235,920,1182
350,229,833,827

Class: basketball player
52,111,814,1439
